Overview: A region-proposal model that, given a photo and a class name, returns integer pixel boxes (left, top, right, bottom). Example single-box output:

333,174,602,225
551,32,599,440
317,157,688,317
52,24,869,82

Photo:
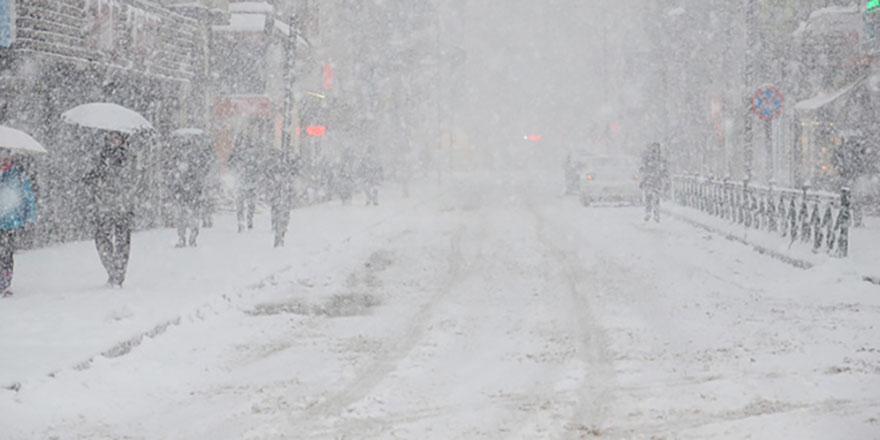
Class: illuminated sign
869,0,880,14
306,125,326,137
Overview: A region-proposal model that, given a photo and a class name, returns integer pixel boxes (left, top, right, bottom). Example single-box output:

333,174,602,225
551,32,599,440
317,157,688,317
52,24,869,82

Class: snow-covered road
3,174,880,439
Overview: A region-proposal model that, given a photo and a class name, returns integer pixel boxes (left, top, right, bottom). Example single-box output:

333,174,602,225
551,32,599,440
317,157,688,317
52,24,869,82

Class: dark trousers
95,212,133,285
176,199,200,246
644,190,660,222
364,186,379,205
271,203,291,247
236,186,256,231
0,230,15,292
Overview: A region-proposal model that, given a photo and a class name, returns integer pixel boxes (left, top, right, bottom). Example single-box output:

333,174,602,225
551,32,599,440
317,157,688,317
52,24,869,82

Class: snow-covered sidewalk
663,203,880,281
0,184,436,390
2,175,880,439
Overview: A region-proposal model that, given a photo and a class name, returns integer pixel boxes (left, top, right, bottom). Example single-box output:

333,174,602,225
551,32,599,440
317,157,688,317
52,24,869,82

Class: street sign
752,87,784,120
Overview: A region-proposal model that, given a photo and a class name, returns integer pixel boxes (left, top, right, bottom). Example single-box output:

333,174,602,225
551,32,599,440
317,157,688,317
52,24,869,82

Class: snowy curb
662,208,814,270
68,317,183,372
2,316,188,393
2,274,282,393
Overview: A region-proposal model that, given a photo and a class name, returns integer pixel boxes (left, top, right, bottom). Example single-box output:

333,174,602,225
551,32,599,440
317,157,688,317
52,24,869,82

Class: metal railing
671,175,852,257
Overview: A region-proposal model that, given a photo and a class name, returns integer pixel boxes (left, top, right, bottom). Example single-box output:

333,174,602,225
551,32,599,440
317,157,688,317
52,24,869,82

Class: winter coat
83,145,144,215
228,133,265,192
360,158,384,186
0,167,36,230
266,151,298,206
170,140,214,204
639,149,669,192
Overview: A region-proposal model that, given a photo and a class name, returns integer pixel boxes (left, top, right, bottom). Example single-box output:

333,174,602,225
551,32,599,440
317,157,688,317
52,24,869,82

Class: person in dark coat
170,134,214,247
319,158,334,202
563,153,578,195
0,149,36,297
639,142,669,223
200,158,220,228
266,149,298,247
336,154,356,205
228,127,264,232
83,132,144,287
359,153,384,206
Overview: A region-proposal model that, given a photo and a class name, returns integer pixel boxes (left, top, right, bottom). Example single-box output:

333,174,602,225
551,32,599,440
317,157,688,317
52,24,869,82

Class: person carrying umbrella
0,149,37,297
83,132,145,287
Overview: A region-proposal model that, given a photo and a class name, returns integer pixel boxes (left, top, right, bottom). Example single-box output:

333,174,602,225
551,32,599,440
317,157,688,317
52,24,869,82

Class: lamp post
282,12,298,155
743,0,757,180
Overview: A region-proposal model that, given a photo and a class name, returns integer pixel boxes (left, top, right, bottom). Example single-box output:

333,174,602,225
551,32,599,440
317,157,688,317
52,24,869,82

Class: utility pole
282,11,298,156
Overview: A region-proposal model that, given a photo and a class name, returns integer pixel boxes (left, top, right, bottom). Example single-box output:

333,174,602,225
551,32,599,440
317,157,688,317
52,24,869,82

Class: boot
189,230,199,247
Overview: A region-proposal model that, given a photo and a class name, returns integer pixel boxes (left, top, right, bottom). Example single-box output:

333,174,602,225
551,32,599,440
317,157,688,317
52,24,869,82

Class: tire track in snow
530,202,618,438
285,224,471,436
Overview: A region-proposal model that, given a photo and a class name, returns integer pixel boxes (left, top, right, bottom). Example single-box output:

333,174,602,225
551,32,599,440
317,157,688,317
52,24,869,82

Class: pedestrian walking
0,150,36,297
83,132,145,287
336,154,356,205
563,153,578,196
200,161,220,228
360,153,384,206
228,125,265,232
267,149,298,247
639,142,669,223
169,130,214,247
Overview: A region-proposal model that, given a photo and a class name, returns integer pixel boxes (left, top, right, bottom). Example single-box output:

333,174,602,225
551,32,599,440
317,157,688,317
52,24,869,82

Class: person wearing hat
0,149,36,297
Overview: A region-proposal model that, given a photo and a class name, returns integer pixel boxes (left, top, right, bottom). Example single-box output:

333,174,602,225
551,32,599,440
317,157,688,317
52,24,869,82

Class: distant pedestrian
360,153,384,206
267,149,298,247
169,131,214,247
228,126,265,232
0,149,36,297
200,160,220,228
563,153,578,195
336,154,356,205
83,132,144,287
639,142,669,223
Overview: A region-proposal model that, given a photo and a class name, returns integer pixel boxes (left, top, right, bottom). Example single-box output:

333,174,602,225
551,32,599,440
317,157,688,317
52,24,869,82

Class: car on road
578,154,641,206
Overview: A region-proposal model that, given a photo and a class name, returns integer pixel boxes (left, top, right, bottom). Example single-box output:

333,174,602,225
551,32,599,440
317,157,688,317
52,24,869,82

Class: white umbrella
0,125,48,154
171,128,206,137
61,103,153,134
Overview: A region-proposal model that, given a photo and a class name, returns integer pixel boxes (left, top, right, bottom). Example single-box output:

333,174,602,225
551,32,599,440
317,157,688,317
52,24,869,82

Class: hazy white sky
448,0,649,150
